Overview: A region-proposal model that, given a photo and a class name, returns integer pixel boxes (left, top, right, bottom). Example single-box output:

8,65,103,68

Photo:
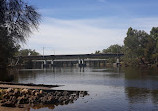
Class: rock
21,89,29,95
35,92,39,96
48,95,54,101
3,93,10,99
31,90,36,95
83,91,88,95
69,96,74,100
39,90,43,94
62,91,69,96
79,91,88,97
10,96,17,102
6,88,14,93
58,96,64,103
28,97,34,104
13,89,20,98
18,104,24,108
17,95,28,104
71,94,77,96
0,88,89,108
1,101,16,107
1,99,7,103
80,94,84,97
40,96,48,104
62,101,66,105
29,96,38,104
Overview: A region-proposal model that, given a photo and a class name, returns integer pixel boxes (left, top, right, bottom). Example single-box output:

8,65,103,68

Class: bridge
19,53,124,60
17,53,124,69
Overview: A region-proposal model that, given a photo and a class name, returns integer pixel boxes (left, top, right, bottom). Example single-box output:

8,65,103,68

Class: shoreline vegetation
0,82,89,109
95,27,158,68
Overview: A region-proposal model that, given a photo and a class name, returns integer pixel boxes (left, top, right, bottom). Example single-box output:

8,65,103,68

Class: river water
3,66,158,111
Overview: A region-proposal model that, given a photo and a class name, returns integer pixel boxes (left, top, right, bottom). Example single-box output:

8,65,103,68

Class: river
1,66,158,111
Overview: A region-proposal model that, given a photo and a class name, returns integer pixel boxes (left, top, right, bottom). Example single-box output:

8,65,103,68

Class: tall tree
150,27,158,63
0,0,40,68
124,27,149,64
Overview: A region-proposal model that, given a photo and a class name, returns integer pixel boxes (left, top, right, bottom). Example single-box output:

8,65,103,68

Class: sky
23,0,158,55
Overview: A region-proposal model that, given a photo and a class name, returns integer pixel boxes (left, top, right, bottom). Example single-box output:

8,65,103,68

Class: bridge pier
116,58,120,67
43,60,47,68
78,59,86,72
51,60,54,67
78,59,86,67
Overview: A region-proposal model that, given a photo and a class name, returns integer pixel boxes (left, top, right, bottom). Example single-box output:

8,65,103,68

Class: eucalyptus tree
0,0,40,68
124,27,149,64
150,27,158,63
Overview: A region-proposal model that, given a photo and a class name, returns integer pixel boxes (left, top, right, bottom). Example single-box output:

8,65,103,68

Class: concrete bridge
17,53,124,69
19,53,124,59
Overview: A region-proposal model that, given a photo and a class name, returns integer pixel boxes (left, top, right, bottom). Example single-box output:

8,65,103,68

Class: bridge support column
78,59,86,67
116,58,120,67
43,60,47,68
98,61,100,67
104,60,106,67
78,59,85,72
51,60,54,67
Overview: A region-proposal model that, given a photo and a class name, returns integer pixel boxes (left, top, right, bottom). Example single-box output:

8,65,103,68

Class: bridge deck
18,53,124,60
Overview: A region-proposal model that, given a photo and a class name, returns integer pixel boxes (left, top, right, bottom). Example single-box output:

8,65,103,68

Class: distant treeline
95,27,158,66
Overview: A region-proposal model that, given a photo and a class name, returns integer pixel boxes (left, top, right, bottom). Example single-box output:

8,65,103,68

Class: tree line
95,27,158,66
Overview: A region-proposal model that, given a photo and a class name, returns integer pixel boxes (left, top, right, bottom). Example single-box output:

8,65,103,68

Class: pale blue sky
23,0,158,54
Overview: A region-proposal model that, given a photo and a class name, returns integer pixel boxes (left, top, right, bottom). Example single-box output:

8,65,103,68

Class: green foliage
17,49,40,56
94,44,123,63
102,44,123,54
0,27,20,67
124,27,158,65
0,0,40,68
95,50,101,54
97,27,158,65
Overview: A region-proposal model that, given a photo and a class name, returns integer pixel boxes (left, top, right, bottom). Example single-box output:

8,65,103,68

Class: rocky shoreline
0,88,89,108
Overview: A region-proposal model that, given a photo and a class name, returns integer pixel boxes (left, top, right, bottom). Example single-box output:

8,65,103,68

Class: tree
123,27,156,64
0,27,20,67
17,49,40,56
0,0,40,68
102,44,123,54
150,27,158,64
95,50,101,54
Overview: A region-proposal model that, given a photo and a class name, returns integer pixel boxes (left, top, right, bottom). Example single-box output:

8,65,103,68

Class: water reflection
125,87,158,104
123,67,158,89
0,69,15,82
2,67,158,111
124,67,158,80
30,104,55,110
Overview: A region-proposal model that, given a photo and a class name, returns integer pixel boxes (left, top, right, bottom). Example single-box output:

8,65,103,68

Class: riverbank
0,82,89,110
0,81,61,90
